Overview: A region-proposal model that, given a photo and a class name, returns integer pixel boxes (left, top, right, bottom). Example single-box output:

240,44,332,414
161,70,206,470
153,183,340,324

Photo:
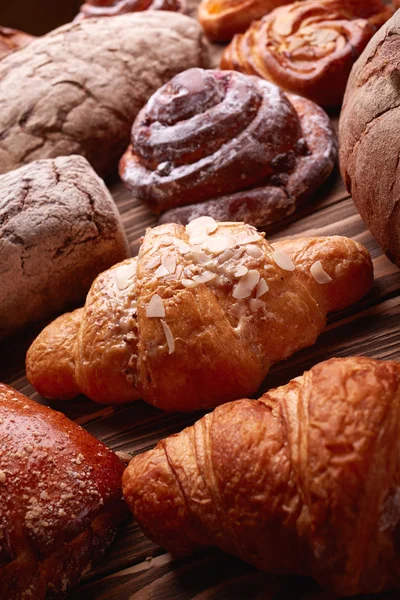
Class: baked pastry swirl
0,27,34,60
221,0,393,107
76,0,185,19
26,220,372,411
119,68,337,227
0,384,128,599
198,0,293,42
123,356,400,597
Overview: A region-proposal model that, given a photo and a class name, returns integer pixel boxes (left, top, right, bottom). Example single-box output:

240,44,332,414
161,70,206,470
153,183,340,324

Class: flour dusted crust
0,383,128,599
120,68,337,227
0,155,129,338
339,9,400,266
76,0,186,19
0,12,208,176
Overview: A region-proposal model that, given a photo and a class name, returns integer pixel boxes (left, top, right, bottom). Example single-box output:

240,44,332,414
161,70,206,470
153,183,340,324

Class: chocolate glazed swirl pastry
76,0,186,19
198,0,294,42
221,0,393,107
0,27,34,60
119,68,337,227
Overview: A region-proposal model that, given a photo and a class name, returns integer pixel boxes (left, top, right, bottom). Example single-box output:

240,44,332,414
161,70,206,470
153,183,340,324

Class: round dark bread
0,383,128,599
0,155,129,338
0,11,208,177
339,10,400,266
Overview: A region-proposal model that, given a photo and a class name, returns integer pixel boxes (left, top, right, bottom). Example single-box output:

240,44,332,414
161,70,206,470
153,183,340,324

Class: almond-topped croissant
123,356,400,597
0,26,34,60
221,0,393,107
26,219,373,411
76,0,186,20
120,68,337,227
0,384,128,599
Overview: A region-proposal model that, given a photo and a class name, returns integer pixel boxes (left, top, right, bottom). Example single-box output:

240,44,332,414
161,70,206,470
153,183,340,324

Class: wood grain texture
1,160,400,600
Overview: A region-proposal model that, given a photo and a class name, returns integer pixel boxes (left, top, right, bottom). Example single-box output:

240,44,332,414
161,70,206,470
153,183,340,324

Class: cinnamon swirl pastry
77,0,185,19
0,27,34,60
119,68,337,227
198,0,294,42
221,0,393,107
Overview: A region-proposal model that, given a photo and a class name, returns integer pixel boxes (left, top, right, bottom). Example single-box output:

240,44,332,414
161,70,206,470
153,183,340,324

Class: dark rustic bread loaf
0,383,128,599
0,12,208,176
339,10,400,266
0,155,129,338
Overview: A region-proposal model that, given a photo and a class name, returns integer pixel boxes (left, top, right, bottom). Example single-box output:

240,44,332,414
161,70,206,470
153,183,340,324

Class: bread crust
0,27,34,60
26,221,373,410
0,383,128,599
0,12,208,177
123,356,400,596
221,0,393,107
339,9,400,266
120,68,337,226
0,155,129,338
76,0,186,19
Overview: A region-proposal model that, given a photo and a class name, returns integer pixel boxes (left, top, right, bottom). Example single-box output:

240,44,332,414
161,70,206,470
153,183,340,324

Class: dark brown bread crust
0,27,34,60
119,68,337,227
0,12,208,177
339,9,400,266
123,357,400,597
221,0,392,107
0,155,129,339
76,0,186,19
0,383,128,599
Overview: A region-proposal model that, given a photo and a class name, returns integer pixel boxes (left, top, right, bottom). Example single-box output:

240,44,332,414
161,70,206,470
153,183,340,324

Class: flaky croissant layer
123,356,400,597
26,220,372,411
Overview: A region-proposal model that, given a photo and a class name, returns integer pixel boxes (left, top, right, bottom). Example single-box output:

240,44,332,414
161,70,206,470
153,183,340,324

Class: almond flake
232,269,260,299
193,271,216,284
245,244,263,258
155,264,169,278
160,319,175,354
238,233,263,245
186,216,218,236
181,278,198,289
272,250,295,271
175,264,183,279
203,236,236,255
115,262,137,291
256,278,269,298
162,253,176,274
235,265,248,277
310,261,332,284
175,240,191,255
147,255,161,270
146,294,165,318
189,234,209,245
233,247,246,259
218,249,234,263
191,246,210,264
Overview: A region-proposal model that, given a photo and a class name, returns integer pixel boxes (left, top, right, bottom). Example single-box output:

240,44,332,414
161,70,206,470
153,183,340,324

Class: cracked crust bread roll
0,155,129,338
0,11,208,177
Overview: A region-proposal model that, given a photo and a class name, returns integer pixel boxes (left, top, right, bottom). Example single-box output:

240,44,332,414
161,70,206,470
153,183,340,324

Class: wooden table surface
1,160,400,600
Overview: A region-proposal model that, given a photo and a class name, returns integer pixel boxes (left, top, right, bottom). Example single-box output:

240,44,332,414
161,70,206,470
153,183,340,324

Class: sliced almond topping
146,294,165,318
160,319,175,354
336,35,346,51
162,253,176,274
238,233,263,245
245,244,263,258
193,271,216,284
234,247,246,259
256,278,269,298
175,264,184,279
186,216,218,236
249,298,263,313
189,234,209,245
218,249,234,263
272,250,295,271
203,235,236,255
155,264,169,278
310,261,332,284
232,269,260,299
147,255,161,270
175,240,191,255
235,265,248,277
191,246,210,264
115,262,137,291
181,278,198,289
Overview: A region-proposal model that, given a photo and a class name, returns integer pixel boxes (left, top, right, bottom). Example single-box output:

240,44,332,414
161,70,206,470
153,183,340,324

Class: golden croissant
26,220,373,411
123,356,400,596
